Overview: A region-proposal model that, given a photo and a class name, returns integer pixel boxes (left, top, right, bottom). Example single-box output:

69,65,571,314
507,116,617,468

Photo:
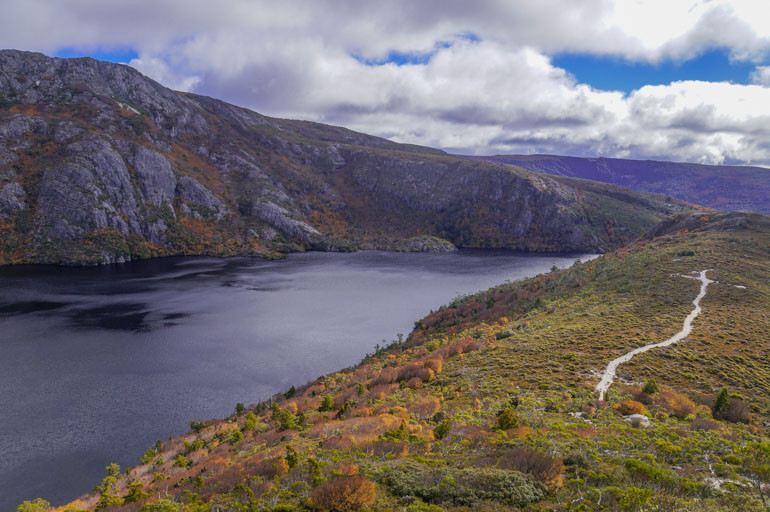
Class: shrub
140,500,182,512
725,398,751,423
407,500,444,512
244,411,258,431
229,428,244,444
496,408,520,430
172,455,190,468
309,475,376,512
319,395,336,412
641,379,660,394
712,388,730,420
614,400,646,416
382,462,546,507
433,419,452,440
16,499,50,512
123,481,150,503
140,447,157,464
273,506,296,512
498,447,564,488
235,402,246,416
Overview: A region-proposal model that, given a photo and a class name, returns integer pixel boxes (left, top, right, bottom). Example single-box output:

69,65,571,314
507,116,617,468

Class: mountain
464,154,770,214
40,210,770,511
0,50,689,265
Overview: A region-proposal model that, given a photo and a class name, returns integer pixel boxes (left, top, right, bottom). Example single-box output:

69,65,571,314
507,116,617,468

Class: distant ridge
462,154,770,214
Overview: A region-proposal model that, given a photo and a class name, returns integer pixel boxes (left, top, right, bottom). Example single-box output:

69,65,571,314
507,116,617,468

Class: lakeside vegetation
19,211,770,511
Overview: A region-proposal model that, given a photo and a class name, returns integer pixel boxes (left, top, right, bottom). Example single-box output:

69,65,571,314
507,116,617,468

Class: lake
0,249,592,508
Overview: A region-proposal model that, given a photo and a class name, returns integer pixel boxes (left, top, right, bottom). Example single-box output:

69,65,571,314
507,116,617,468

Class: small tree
124,481,150,503
96,463,123,510
319,394,336,412
285,445,299,468
235,402,246,416
713,388,730,420
433,419,452,440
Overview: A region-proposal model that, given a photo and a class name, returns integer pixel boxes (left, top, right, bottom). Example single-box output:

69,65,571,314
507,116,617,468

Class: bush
496,408,520,430
641,379,660,394
319,395,336,412
140,500,182,512
407,500,444,512
614,400,646,416
309,475,376,512
498,447,564,488
16,499,50,512
382,462,546,507
123,481,150,503
229,428,244,444
433,419,452,440
712,388,730,419
172,455,190,468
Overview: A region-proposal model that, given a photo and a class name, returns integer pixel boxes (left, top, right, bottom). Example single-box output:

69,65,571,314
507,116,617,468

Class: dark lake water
0,250,592,508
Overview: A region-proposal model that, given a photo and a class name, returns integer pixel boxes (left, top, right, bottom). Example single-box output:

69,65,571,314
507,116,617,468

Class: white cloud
751,66,770,86
1,0,770,163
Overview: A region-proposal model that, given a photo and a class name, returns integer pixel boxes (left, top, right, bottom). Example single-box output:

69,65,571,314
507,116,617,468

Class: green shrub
123,481,150,503
319,394,336,412
228,428,244,444
172,455,190,468
382,462,546,507
140,500,182,512
642,379,660,394
496,408,520,430
433,419,452,440
407,500,445,512
16,499,50,512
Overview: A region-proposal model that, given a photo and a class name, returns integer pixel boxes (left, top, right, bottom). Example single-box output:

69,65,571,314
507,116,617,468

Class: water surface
0,250,591,508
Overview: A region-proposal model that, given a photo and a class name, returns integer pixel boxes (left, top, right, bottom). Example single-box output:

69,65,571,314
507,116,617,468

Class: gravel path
596,269,714,400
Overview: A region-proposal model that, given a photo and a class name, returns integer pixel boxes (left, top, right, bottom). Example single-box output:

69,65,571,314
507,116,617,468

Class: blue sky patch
354,33,480,67
552,48,761,93
54,47,138,63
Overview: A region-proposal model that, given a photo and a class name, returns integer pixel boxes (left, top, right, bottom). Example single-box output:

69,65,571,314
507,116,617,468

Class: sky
2,0,770,165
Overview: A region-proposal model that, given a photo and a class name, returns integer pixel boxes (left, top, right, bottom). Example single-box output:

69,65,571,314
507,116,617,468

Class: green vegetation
35,212,770,511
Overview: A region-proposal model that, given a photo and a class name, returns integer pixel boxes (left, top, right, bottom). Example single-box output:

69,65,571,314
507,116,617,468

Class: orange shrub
614,400,647,416
657,390,696,419
422,358,443,375
309,476,376,512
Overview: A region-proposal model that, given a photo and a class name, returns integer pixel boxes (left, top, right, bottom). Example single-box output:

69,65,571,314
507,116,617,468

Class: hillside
464,154,770,214
0,50,689,265
30,210,770,512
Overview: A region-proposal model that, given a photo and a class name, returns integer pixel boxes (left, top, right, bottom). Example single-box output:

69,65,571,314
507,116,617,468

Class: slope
39,211,770,511
0,50,688,265
465,154,770,214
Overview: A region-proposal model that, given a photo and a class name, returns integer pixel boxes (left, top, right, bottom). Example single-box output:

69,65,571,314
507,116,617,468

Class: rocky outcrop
0,50,686,265
0,182,25,220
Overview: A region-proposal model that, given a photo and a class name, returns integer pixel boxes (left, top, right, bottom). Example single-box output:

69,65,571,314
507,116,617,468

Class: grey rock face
251,201,320,243
0,182,25,220
0,114,48,139
36,162,125,241
129,144,177,209
0,143,17,166
176,176,228,219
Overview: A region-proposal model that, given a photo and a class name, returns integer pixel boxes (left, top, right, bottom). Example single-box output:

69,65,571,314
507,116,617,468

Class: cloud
751,66,770,86
2,0,770,163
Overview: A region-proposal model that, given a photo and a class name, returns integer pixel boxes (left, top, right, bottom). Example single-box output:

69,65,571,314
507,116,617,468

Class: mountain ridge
0,50,689,265
462,153,770,214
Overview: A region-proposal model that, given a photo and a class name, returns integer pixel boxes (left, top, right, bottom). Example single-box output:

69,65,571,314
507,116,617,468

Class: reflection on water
0,250,593,508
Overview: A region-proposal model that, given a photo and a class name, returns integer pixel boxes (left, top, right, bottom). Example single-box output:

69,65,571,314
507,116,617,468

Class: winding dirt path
595,269,714,400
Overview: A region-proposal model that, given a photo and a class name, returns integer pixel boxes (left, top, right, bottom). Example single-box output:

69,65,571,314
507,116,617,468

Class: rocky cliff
0,50,689,265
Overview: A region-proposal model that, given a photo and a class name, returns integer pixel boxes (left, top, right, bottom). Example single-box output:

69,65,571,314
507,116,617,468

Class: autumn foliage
309,475,376,512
